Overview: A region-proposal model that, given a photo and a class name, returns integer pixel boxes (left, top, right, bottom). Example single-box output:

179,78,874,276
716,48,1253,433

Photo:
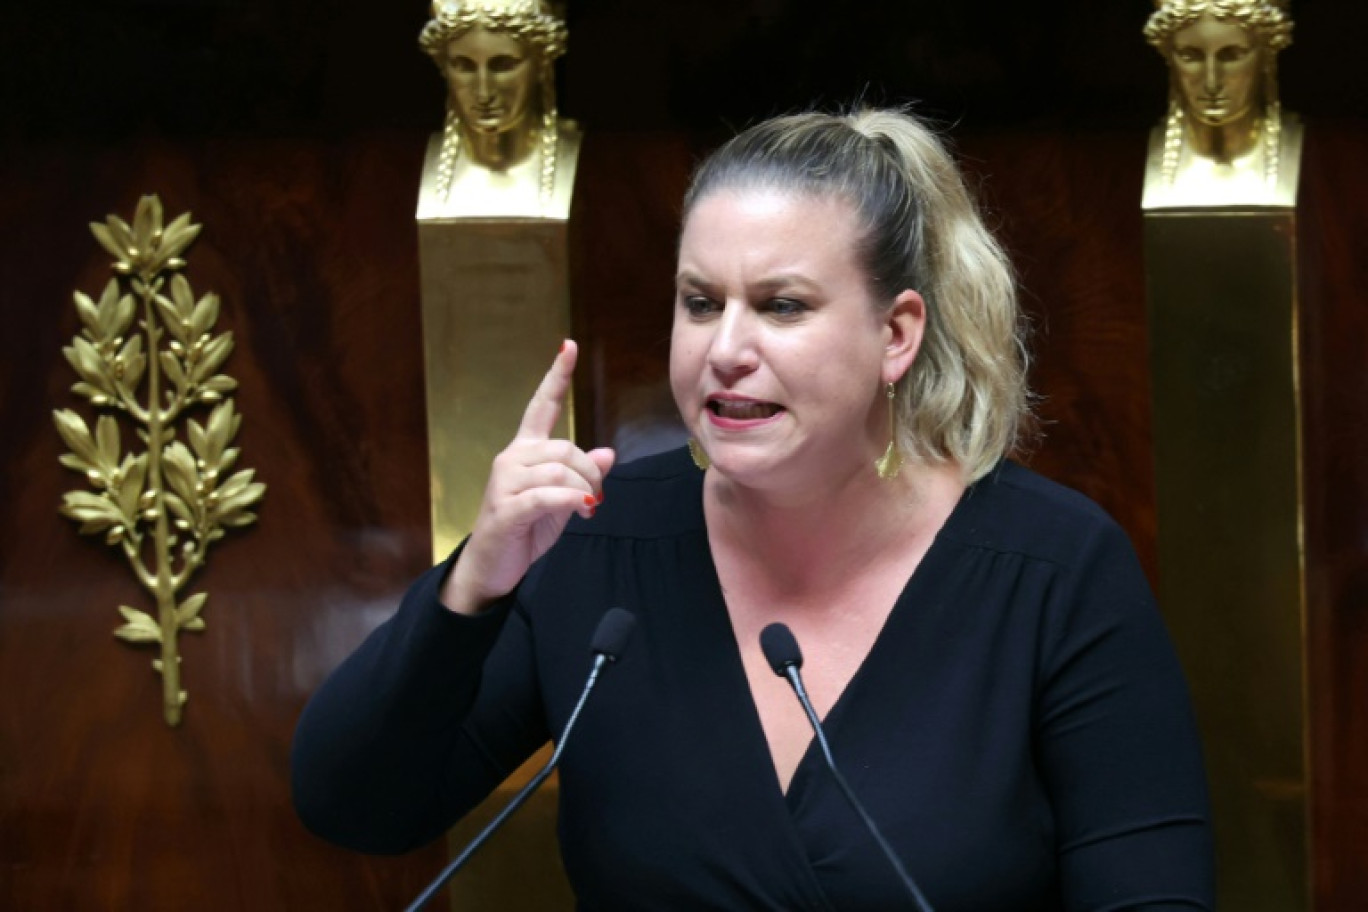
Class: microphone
759,623,936,912
403,607,637,912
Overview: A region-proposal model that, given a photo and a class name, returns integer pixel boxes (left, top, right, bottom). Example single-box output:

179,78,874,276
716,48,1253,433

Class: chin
468,117,508,133
701,439,772,475
710,435,883,491
706,440,817,490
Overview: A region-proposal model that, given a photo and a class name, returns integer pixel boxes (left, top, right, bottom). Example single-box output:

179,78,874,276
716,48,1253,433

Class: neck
1185,113,1261,164
464,123,539,171
705,460,965,597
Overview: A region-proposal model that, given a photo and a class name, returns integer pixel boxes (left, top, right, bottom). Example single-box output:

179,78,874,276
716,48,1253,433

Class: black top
292,448,1214,911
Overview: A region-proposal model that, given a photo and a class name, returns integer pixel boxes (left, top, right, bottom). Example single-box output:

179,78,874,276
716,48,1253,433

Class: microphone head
590,607,636,661
760,623,803,676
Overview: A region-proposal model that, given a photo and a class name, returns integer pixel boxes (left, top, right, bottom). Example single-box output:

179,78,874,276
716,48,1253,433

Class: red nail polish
595,492,605,504
583,494,596,507
560,340,569,354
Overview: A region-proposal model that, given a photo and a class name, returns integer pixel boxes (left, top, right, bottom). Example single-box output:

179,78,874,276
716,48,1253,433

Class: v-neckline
695,476,974,806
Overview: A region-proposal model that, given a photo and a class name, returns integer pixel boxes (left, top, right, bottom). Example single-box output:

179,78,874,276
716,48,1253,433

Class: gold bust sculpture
417,0,580,218
1143,0,1302,208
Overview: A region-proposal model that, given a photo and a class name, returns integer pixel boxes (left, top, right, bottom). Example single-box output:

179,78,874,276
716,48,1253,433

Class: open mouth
707,398,783,421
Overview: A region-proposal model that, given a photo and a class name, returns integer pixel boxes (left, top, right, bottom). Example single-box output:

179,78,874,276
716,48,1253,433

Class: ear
881,289,926,385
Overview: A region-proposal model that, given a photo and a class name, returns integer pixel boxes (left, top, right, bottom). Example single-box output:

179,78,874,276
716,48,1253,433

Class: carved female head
419,0,567,147
1144,1,1293,184
1144,1,1292,129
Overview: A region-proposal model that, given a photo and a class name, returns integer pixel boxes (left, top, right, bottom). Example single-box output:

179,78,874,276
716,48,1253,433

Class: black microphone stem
781,665,936,912
402,652,611,912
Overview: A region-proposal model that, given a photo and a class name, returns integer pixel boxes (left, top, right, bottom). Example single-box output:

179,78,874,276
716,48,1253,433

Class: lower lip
706,408,784,430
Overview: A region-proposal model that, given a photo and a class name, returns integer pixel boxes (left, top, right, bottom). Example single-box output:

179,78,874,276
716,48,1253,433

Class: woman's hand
441,340,616,616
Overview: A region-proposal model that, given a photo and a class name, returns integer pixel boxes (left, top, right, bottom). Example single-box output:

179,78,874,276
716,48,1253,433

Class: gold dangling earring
687,437,711,471
875,383,903,481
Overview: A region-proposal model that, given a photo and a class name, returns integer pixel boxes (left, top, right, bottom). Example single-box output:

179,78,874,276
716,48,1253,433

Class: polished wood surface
0,134,445,909
1301,121,1368,910
2,1,1367,908
964,129,1158,575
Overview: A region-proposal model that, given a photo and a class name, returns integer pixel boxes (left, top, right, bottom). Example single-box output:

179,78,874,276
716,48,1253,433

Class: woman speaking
293,108,1213,910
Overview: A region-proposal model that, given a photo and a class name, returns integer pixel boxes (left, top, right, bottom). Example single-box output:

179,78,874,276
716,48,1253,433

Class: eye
447,56,477,75
764,298,808,318
489,54,526,74
1216,45,1251,63
681,294,720,317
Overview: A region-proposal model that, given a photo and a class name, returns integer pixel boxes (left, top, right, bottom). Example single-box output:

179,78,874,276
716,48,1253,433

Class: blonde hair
682,108,1030,483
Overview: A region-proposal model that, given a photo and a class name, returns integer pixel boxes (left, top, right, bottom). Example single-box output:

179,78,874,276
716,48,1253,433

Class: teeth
712,401,779,420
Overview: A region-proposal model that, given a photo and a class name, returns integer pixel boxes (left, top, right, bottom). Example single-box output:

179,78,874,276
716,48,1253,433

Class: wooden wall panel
958,128,1158,576
1301,120,1368,911
569,130,697,457
0,133,446,910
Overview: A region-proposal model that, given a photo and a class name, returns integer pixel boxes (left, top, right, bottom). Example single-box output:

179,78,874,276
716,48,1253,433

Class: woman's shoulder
944,459,1133,569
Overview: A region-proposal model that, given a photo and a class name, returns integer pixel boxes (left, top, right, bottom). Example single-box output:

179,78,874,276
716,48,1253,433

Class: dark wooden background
1,0,1365,908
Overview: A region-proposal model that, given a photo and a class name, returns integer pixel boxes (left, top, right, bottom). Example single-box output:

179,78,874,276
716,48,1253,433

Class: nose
475,65,493,100
707,302,760,380
1203,57,1221,96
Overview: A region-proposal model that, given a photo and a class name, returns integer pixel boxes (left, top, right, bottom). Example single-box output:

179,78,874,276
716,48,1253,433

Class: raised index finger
516,339,577,441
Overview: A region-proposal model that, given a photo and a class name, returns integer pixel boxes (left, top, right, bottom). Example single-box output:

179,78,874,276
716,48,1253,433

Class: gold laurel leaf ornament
53,195,264,727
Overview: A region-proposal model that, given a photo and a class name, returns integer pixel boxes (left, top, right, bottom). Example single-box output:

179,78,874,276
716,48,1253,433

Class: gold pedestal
417,219,575,559
1145,209,1307,910
442,769,575,909
416,213,576,909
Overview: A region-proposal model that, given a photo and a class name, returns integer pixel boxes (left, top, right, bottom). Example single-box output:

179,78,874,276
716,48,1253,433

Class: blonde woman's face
443,27,537,135
670,189,923,490
1169,13,1262,128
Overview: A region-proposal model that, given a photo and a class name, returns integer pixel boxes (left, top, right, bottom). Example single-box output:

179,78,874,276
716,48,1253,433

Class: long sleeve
290,555,548,854
1036,518,1215,911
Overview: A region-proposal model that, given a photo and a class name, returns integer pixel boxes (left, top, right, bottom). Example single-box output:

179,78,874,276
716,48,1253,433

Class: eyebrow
446,49,527,61
675,270,821,295
1174,37,1251,50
